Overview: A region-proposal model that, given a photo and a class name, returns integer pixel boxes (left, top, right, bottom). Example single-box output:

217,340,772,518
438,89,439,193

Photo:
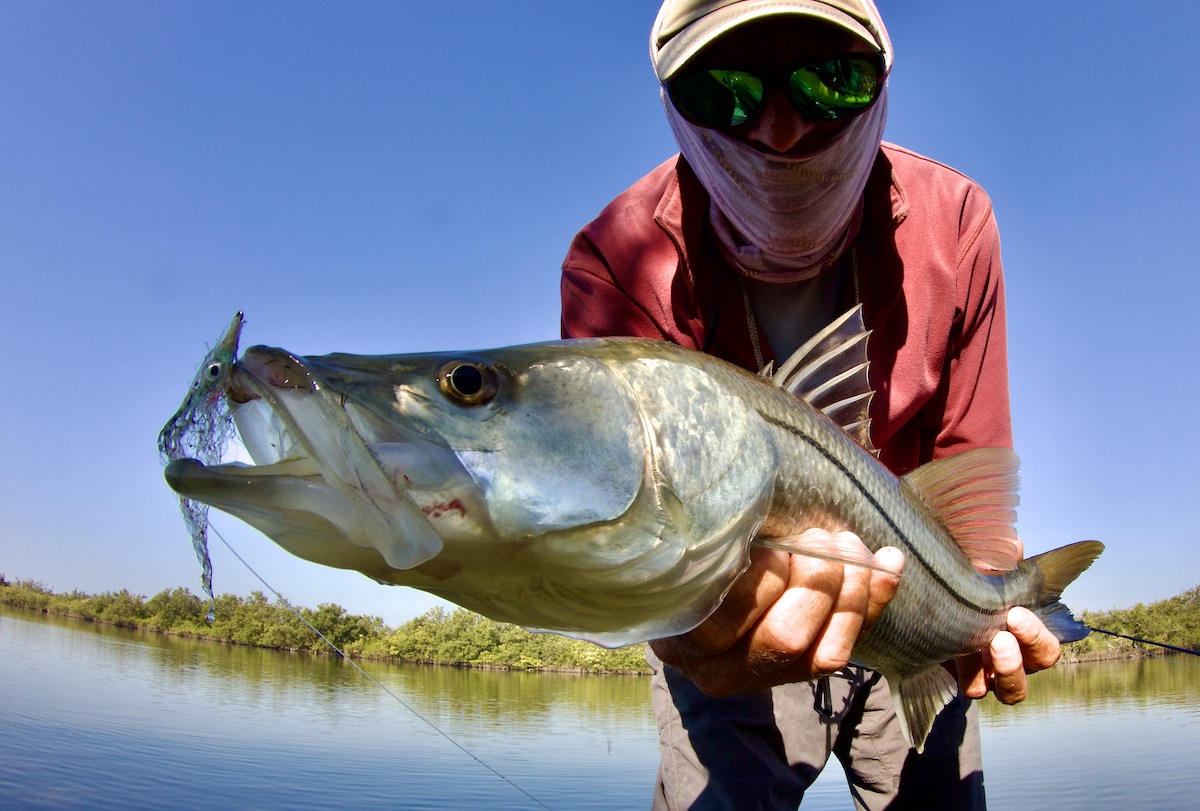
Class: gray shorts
647,648,985,810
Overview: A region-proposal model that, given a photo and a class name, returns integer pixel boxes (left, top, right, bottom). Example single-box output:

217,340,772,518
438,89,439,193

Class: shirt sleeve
927,186,1013,459
560,229,669,341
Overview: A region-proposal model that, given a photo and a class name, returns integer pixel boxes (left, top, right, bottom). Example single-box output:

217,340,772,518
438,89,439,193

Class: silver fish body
163,313,1101,749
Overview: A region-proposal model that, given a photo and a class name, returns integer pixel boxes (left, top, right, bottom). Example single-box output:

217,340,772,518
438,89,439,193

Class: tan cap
651,0,892,82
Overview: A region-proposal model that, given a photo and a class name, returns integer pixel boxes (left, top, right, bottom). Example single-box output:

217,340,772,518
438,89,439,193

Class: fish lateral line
759,407,1031,617
756,410,990,611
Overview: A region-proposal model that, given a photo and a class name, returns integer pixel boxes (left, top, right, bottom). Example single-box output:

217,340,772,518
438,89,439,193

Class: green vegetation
0,574,649,673
1060,585,1200,662
4,573,1196,670
1062,586,1200,662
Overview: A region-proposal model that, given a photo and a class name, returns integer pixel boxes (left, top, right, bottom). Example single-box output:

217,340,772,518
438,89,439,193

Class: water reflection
4,605,1200,810
1,606,657,810
976,655,1200,810
979,655,1200,719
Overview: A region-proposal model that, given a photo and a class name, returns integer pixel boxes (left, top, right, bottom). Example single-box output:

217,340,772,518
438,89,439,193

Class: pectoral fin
752,529,896,573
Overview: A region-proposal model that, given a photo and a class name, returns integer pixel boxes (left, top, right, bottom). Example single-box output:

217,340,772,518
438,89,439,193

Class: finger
694,555,844,695
803,555,872,676
648,633,748,696
747,537,889,686
863,545,904,630
657,547,790,661
1006,606,1061,673
747,554,843,664
652,536,897,696
955,651,989,699
988,630,1027,705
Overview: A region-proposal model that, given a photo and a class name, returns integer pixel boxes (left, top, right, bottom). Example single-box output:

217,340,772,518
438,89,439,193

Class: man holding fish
158,0,1092,805
561,1,1060,807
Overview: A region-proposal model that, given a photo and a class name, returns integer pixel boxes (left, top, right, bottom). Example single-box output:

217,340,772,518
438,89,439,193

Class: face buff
665,88,888,282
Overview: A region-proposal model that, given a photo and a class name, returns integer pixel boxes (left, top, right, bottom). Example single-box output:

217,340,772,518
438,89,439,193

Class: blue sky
2,1,1197,627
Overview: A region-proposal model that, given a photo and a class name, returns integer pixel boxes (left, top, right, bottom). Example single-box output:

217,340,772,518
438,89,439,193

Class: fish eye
206,363,222,379
436,361,499,406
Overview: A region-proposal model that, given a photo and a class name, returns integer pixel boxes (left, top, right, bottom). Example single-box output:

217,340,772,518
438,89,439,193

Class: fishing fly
157,312,244,618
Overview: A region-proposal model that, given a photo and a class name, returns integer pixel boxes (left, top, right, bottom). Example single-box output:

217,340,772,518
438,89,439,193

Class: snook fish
163,310,1102,750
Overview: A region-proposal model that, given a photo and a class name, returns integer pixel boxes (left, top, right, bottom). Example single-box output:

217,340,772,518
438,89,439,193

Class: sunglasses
667,54,886,128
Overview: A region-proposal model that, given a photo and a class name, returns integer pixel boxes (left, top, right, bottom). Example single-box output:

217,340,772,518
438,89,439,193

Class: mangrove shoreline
0,576,650,674
2,574,1196,671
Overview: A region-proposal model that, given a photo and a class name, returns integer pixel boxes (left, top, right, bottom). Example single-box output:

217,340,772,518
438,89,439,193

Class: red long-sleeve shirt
561,142,1011,476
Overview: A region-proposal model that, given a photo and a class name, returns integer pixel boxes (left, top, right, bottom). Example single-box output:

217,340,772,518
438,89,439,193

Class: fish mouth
164,346,462,572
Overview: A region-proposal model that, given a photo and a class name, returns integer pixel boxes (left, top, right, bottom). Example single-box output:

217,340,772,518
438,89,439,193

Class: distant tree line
2,573,1195,670
0,575,649,673
1062,585,1200,662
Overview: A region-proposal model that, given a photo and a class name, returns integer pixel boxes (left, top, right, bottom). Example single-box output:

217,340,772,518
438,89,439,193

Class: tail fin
1024,540,1104,643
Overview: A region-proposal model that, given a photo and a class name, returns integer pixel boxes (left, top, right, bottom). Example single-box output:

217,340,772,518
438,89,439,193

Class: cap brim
654,0,880,82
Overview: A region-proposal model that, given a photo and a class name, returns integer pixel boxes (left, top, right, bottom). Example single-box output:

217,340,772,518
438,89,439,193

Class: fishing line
1087,627,1200,658
159,317,555,808
208,522,556,811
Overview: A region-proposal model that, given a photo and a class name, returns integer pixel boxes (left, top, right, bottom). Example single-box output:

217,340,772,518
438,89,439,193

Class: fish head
163,340,649,582
164,335,781,644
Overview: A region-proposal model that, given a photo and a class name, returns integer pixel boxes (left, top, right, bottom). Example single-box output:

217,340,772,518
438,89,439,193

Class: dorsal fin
769,305,876,455
901,447,1022,572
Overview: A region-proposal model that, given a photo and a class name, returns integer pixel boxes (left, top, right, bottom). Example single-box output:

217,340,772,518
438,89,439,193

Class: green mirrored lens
789,58,880,121
670,70,764,128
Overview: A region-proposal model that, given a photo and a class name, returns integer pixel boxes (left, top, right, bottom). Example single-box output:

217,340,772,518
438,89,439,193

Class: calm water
2,605,1198,810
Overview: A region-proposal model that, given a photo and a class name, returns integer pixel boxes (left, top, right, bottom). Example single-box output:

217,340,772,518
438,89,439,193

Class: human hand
954,606,1061,704
649,530,905,696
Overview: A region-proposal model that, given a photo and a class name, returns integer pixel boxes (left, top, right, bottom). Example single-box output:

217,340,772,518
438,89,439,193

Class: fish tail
890,539,1104,753
1024,540,1105,643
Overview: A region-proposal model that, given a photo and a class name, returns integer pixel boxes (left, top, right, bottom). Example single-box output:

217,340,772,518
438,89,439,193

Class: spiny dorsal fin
902,447,1021,572
769,305,876,455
